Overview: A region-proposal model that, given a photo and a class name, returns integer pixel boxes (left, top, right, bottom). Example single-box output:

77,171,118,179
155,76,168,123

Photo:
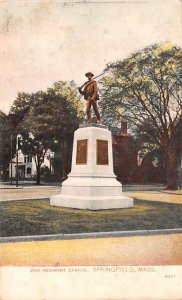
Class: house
112,121,132,183
112,121,164,184
9,150,52,180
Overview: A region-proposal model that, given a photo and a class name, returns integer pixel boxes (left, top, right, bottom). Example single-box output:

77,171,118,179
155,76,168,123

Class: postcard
0,0,181,299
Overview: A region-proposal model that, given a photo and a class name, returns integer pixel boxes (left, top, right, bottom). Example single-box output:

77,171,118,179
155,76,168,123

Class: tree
0,111,16,180
8,81,82,184
101,43,182,189
8,92,45,184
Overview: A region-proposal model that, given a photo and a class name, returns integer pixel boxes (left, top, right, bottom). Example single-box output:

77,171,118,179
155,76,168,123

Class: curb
0,186,23,190
0,228,182,243
0,185,62,190
0,197,50,202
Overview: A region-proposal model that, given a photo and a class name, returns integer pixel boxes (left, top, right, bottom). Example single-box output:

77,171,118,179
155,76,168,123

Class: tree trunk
36,164,41,185
166,145,178,190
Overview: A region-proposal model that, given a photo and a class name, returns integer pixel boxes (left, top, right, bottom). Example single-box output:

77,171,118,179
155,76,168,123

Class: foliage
27,82,82,142
7,81,83,184
0,111,16,180
101,43,182,189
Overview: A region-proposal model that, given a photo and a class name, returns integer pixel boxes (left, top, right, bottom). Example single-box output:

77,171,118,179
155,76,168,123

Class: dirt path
1,234,181,266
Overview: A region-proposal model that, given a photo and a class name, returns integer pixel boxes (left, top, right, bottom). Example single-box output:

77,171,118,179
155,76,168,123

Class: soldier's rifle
78,72,105,91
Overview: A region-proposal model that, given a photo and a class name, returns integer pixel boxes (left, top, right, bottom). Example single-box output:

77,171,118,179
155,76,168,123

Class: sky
0,0,181,114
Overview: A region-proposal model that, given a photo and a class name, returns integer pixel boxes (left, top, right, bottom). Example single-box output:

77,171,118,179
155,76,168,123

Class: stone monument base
50,195,133,210
50,175,133,210
50,124,133,210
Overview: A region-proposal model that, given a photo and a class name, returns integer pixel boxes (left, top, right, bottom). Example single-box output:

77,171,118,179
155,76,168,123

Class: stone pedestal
50,124,133,210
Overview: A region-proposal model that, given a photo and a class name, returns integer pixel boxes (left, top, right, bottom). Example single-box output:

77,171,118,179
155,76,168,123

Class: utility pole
49,157,52,173
180,151,182,190
16,135,19,187
15,134,22,187
10,134,13,185
62,141,66,182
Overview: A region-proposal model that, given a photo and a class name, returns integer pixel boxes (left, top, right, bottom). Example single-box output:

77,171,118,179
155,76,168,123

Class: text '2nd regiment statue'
78,72,102,124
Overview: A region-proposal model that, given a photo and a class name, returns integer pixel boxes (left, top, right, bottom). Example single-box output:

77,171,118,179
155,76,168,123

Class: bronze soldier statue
78,72,101,124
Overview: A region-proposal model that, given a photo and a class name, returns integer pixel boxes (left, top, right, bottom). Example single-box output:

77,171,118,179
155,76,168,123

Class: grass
0,198,182,237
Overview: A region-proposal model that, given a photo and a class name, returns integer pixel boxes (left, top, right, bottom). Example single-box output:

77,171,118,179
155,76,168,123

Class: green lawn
0,199,182,237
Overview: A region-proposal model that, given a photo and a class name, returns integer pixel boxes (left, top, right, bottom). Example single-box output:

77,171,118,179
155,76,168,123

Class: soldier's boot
86,113,91,124
97,118,102,124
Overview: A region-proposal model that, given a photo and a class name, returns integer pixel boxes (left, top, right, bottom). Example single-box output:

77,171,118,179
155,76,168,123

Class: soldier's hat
85,72,94,77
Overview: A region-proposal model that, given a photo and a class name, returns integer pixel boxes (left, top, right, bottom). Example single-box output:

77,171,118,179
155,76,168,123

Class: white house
9,150,53,179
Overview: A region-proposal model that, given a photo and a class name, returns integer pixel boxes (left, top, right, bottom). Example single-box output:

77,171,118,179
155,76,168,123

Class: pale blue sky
0,0,181,113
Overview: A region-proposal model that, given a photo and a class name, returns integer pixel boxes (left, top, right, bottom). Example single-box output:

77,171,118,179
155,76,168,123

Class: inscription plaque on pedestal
76,139,88,164
97,139,108,165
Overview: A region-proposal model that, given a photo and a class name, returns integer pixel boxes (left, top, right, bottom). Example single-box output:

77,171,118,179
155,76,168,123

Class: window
27,167,31,175
24,155,32,163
